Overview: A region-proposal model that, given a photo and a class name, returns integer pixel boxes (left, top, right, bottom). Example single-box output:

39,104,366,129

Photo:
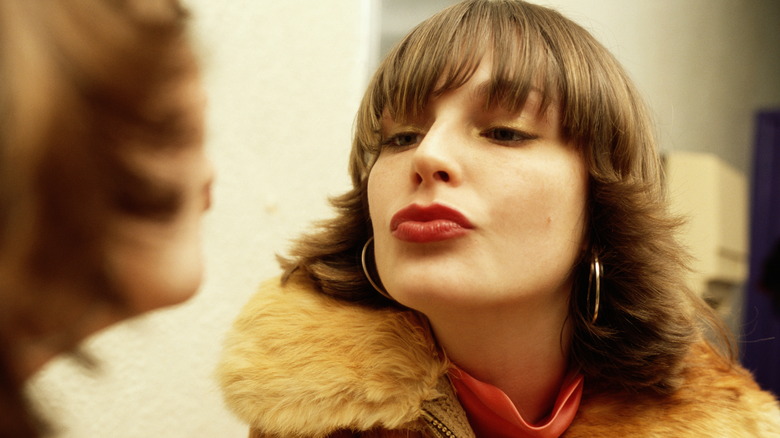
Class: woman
0,0,211,436
219,0,780,436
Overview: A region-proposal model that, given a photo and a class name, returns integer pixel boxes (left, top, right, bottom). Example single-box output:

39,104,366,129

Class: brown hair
282,0,729,395
0,0,198,435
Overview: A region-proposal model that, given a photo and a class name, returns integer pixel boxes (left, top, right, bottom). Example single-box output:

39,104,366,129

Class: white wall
25,1,780,437
27,1,374,437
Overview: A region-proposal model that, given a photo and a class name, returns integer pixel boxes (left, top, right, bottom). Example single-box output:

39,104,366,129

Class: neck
427,295,572,424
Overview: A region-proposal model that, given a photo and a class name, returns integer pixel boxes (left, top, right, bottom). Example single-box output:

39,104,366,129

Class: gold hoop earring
361,236,393,301
588,254,603,324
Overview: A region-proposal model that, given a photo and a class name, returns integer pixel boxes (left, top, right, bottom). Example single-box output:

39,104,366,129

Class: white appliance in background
664,151,748,322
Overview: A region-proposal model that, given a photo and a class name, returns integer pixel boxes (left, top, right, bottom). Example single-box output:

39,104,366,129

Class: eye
381,132,423,148
482,127,537,143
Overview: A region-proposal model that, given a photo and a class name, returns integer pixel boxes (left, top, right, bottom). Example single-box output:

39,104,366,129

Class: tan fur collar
218,275,780,437
217,274,449,437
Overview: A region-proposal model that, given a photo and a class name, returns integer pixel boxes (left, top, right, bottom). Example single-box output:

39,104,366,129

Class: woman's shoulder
217,273,449,437
567,342,780,437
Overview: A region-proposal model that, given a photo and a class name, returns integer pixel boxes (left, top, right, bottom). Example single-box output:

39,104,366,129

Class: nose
411,126,462,186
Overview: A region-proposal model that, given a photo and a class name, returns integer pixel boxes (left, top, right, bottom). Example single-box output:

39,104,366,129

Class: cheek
366,159,401,282
542,162,589,250
366,159,392,233
495,161,588,245
107,215,205,314
366,172,380,232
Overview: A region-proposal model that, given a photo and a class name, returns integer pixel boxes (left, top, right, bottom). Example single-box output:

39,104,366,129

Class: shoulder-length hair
282,0,727,394
0,0,198,435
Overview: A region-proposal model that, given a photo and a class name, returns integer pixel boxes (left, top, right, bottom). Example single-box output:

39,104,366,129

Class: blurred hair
0,0,199,435
281,0,730,396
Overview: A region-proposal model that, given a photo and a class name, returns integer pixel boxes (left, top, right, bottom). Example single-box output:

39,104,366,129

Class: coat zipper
422,410,458,438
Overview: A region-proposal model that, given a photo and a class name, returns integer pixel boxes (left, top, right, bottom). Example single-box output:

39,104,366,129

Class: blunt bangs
360,1,563,146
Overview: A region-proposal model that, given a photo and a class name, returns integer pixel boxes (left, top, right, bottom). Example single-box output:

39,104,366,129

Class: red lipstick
391,204,473,243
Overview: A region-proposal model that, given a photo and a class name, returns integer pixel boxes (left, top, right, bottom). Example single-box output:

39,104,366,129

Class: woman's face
107,77,213,314
367,59,588,315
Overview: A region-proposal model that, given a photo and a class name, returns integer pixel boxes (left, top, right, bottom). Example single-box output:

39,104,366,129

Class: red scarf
449,365,583,438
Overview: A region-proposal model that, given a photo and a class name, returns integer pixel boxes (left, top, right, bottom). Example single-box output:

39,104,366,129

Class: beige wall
26,1,780,437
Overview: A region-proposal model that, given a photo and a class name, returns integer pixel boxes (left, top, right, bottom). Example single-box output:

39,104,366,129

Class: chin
125,267,204,314
389,281,466,308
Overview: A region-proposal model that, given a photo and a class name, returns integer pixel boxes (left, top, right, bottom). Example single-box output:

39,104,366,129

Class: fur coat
218,274,780,437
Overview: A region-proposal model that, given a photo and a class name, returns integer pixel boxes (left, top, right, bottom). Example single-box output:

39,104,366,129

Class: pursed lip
390,203,473,243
